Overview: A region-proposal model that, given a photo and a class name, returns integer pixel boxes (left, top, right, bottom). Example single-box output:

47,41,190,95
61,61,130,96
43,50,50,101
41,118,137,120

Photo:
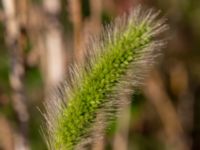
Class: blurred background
0,0,200,150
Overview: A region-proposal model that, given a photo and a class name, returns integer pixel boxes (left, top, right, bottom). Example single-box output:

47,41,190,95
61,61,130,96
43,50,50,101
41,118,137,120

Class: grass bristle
43,6,168,150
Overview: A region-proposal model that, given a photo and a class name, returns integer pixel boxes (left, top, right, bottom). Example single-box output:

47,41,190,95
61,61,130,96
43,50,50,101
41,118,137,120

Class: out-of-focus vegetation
0,0,200,150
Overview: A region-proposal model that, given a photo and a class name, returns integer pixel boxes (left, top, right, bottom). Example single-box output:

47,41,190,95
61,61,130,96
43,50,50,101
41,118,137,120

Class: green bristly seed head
44,6,168,150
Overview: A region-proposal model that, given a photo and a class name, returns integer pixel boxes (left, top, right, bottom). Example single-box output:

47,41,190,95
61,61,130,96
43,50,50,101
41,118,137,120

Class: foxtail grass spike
43,6,168,150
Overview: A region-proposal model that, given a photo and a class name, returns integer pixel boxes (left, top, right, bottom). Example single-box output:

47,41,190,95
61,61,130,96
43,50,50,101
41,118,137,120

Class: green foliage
44,6,167,150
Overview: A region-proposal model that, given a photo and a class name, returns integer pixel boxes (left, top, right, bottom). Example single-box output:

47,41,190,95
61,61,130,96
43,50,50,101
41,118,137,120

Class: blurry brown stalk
89,0,102,34
113,103,131,150
2,0,30,149
144,69,190,150
0,115,14,150
169,61,194,135
68,0,83,63
92,140,105,150
43,0,65,90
